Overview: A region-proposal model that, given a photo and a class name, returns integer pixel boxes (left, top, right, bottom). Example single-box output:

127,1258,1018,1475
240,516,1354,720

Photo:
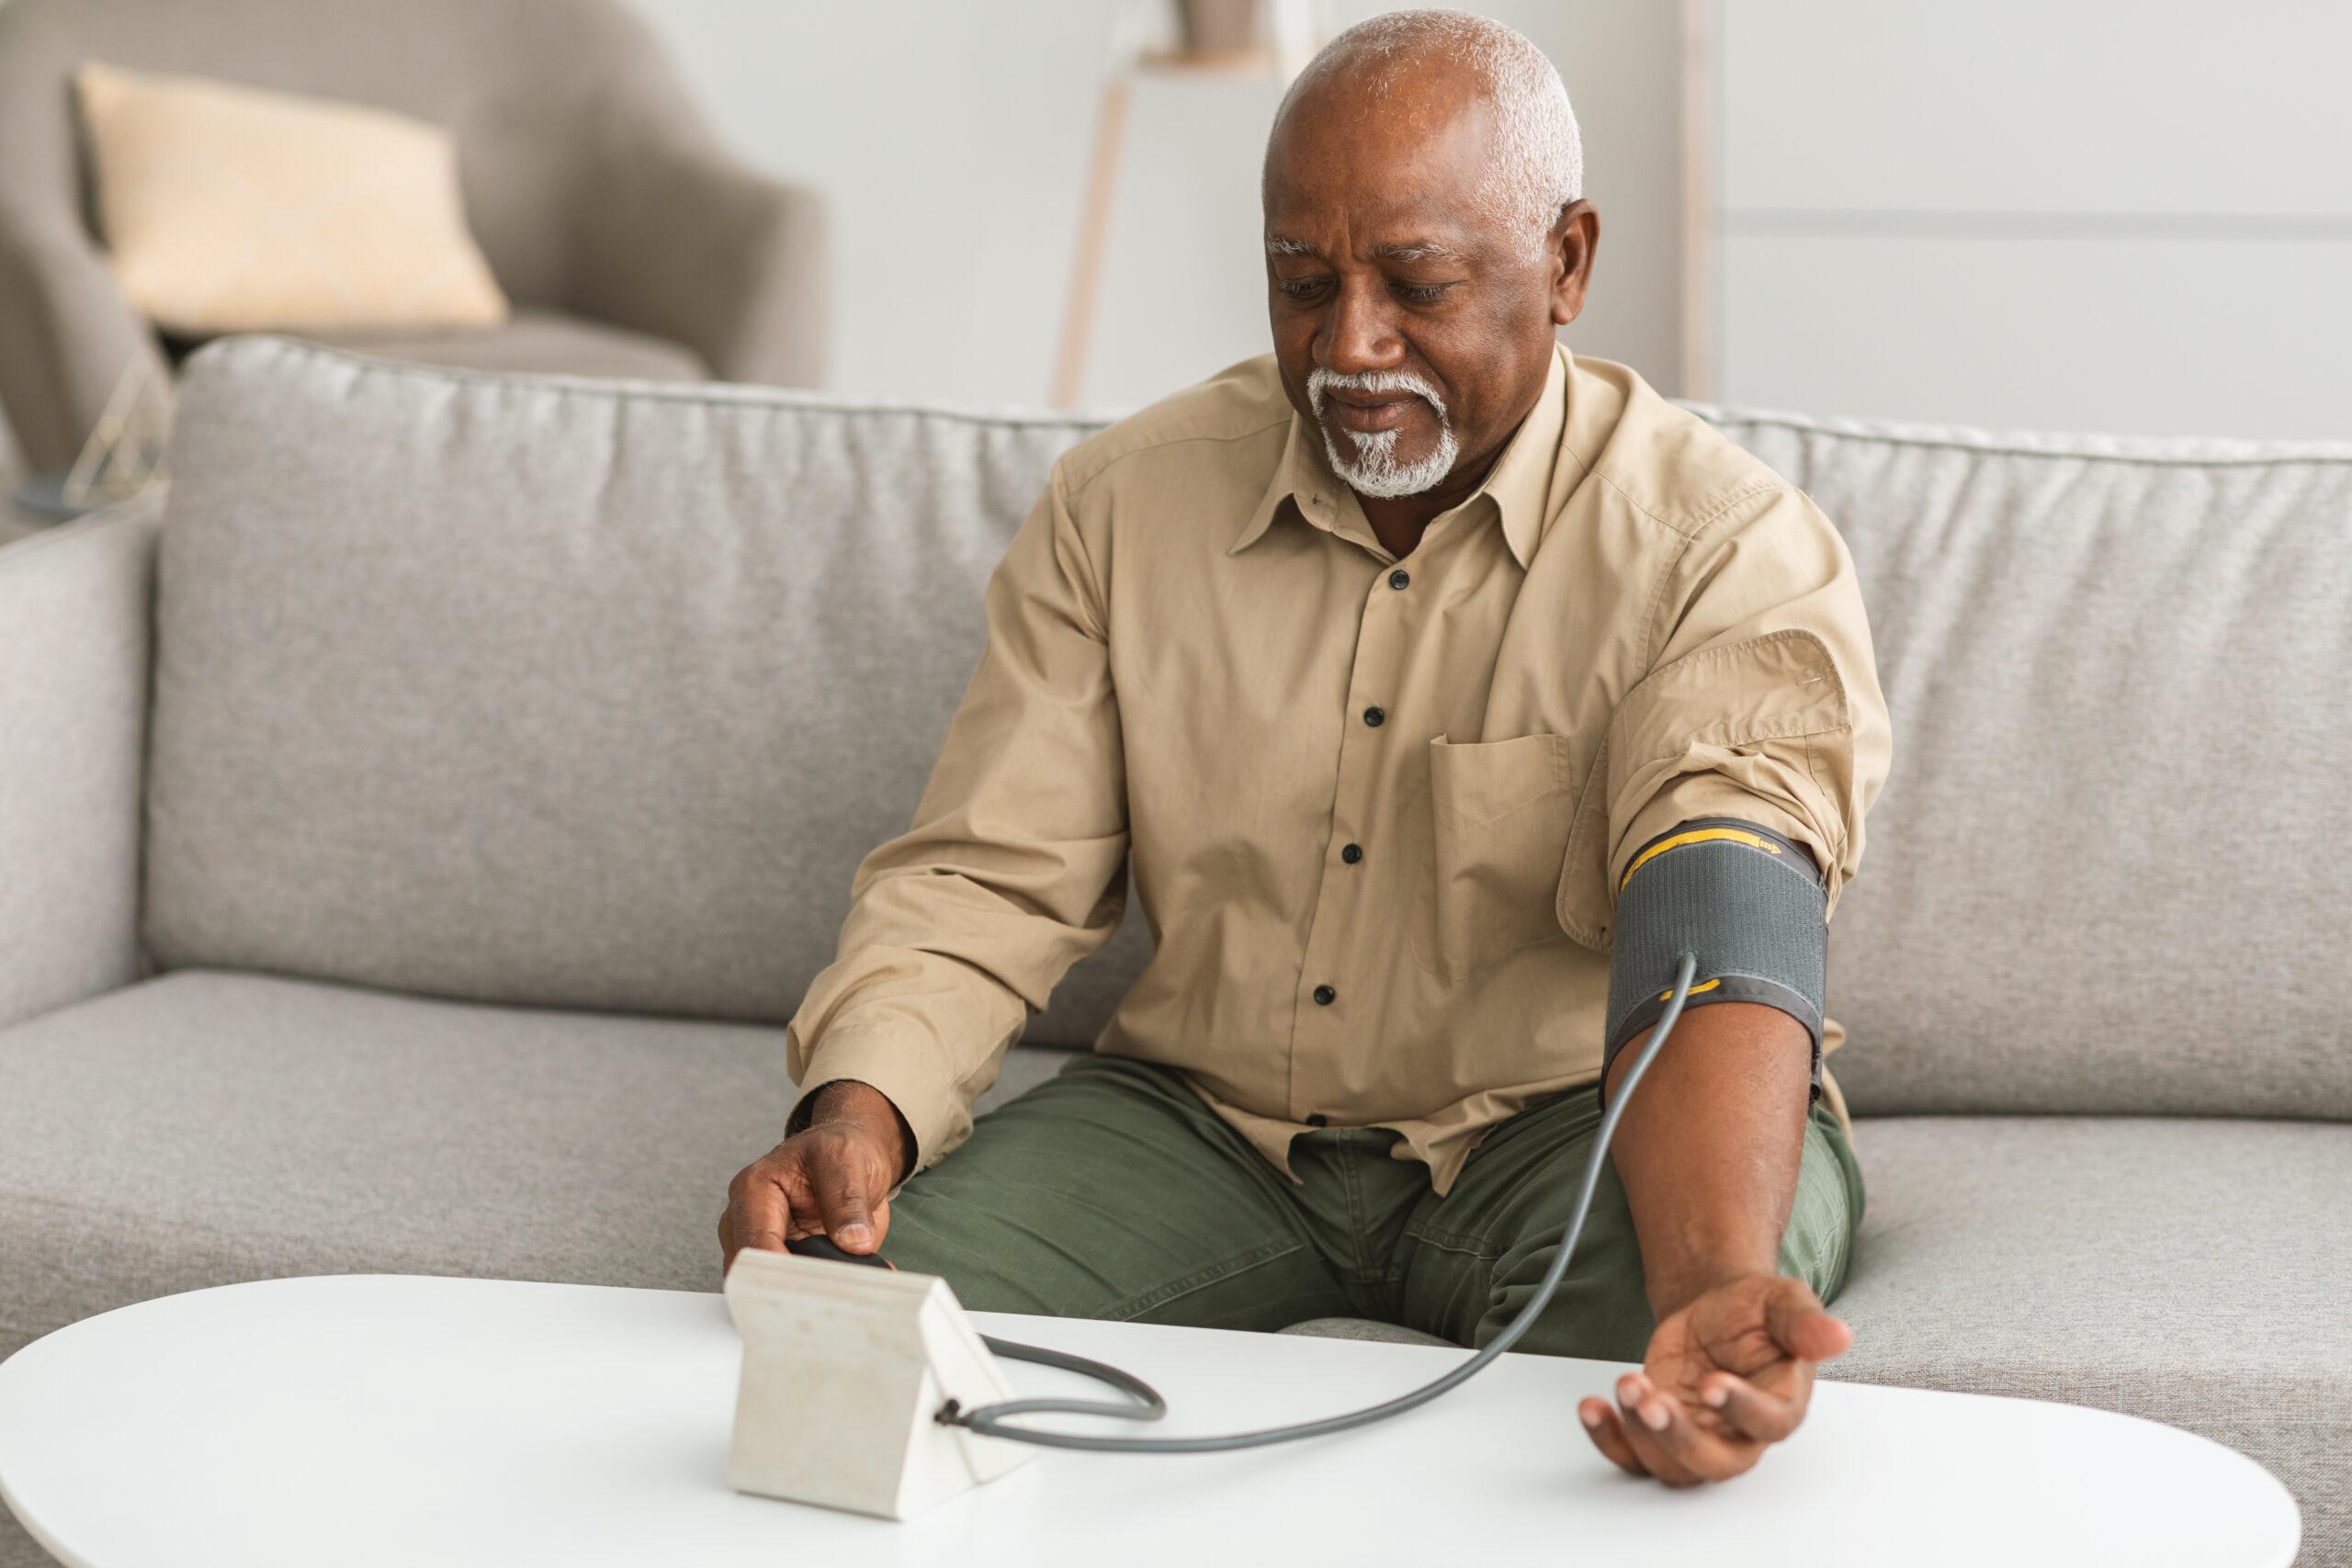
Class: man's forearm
1600,1000,1815,1320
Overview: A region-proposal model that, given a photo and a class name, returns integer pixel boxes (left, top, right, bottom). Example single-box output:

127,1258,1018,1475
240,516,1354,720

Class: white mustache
1304,366,1461,499
1306,367,1450,424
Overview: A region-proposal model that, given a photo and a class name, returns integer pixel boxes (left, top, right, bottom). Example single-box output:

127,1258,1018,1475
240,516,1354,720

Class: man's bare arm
1604,1000,1810,1316
1577,1000,1853,1485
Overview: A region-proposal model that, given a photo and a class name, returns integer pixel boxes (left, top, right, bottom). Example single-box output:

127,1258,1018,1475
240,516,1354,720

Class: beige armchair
0,0,828,483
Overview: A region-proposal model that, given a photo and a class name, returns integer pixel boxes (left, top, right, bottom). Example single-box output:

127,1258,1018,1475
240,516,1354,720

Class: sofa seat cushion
1280,1317,1450,1347
0,970,1070,1359
1297,1115,2345,1558
1831,1115,2346,1562
300,306,707,381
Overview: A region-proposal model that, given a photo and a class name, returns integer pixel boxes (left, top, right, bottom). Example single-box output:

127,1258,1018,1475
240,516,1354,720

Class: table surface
0,1275,2300,1568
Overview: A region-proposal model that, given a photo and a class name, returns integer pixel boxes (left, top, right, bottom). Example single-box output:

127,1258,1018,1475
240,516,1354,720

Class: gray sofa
2,337,2345,1564
0,0,827,484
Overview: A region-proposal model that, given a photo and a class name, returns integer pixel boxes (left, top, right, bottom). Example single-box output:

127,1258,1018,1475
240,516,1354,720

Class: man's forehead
1262,81,1502,255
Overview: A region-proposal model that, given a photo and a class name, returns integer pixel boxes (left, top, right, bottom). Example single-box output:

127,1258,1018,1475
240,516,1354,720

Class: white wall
633,0,1688,412
1707,0,2352,439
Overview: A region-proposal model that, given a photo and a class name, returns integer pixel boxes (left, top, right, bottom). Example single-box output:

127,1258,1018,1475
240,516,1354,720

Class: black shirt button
1312,984,1337,1006
1305,1112,1329,1127
1388,569,1410,591
1363,705,1385,728
1340,842,1363,863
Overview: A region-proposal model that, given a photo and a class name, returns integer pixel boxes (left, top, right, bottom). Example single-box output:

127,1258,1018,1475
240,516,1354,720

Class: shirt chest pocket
1407,732,1577,985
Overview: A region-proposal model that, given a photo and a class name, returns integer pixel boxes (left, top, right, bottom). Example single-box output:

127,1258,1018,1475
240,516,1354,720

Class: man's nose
1318,277,1406,375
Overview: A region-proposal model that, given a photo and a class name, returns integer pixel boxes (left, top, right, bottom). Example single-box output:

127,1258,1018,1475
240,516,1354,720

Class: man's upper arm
1588,483,1890,1107
785,463,1131,1175
1605,483,1889,914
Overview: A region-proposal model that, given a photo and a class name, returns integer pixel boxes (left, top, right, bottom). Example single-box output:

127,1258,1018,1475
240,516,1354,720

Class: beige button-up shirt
787,345,1890,1197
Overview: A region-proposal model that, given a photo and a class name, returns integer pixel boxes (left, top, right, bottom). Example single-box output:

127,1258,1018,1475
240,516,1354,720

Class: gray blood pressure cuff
1599,817,1827,1111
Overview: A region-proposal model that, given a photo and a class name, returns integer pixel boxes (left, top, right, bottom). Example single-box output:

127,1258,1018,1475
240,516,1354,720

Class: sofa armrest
0,491,161,1028
568,134,831,390
0,218,170,476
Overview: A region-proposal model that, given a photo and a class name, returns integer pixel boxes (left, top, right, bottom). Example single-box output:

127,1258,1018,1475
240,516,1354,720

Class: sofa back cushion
1695,406,2352,1120
151,339,2352,1115
146,337,1146,1041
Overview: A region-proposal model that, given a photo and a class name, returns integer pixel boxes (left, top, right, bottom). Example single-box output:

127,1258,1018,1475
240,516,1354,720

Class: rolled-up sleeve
1604,484,1891,917
785,463,1129,1178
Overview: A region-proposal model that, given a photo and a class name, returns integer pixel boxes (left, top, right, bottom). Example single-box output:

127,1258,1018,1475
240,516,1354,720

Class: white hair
1271,9,1583,256
1306,367,1461,497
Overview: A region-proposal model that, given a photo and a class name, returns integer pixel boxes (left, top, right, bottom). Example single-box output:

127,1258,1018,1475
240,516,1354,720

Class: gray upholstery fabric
0,495,159,1030
146,338,1143,1044
1690,406,2352,1122
564,122,830,395
0,967,1065,1364
15,983,2334,1556
0,0,827,476
6,346,2350,1561
985,1040,1081,1108
0,967,737,1562
0,184,155,482
1279,1317,1452,1347
0,966,1069,1568
1826,1115,2351,1567
1291,1113,2348,1562
0,969,779,1356
304,308,708,383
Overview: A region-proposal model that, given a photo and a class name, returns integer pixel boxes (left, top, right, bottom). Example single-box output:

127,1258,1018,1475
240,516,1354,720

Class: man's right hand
718,1079,916,1274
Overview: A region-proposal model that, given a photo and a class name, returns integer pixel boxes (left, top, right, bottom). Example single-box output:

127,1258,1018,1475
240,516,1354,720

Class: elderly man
721,10,1888,1486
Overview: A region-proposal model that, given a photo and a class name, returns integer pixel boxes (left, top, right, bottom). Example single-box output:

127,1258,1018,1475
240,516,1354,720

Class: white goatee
1306,367,1460,499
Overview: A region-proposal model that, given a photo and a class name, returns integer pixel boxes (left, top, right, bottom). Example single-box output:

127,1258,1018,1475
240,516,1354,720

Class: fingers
1577,1398,1649,1477
737,1181,796,1255
1611,1373,1709,1486
719,1117,910,1280
1763,1279,1854,1363
1580,1280,1845,1484
808,1145,882,1252
1698,1370,1804,1444
719,1150,803,1274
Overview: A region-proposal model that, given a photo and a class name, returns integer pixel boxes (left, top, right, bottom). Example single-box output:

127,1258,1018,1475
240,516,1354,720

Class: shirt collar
1228,344,1568,570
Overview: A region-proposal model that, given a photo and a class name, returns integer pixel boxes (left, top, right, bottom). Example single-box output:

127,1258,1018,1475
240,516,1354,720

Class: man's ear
1549,198,1600,328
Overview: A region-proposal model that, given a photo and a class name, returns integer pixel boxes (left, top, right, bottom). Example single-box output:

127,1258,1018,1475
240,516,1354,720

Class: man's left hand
1576,1272,1851,1486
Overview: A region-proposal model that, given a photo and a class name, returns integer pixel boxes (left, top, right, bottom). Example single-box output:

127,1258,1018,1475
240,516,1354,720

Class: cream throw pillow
75,62,510,335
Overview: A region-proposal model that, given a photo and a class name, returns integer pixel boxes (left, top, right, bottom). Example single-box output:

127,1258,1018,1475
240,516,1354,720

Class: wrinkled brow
1263,235,1467,264
1373,240,1465,264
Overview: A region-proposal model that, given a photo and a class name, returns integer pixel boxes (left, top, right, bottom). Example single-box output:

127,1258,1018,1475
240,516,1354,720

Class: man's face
1261,74,1587,505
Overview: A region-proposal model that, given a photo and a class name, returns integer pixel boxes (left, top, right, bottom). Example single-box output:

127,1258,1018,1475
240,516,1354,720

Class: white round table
0,1275,2301,1567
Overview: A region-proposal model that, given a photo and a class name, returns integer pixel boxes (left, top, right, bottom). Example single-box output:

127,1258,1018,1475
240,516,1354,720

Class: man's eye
1395,282,1453,305
1277,277,1329,300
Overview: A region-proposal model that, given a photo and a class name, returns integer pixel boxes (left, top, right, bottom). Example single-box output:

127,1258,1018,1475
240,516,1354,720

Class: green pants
883,1055,1865,1361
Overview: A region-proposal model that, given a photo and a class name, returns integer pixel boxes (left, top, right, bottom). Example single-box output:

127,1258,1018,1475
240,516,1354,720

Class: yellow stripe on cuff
1619,826,1783,894
1658,976,1722,1003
